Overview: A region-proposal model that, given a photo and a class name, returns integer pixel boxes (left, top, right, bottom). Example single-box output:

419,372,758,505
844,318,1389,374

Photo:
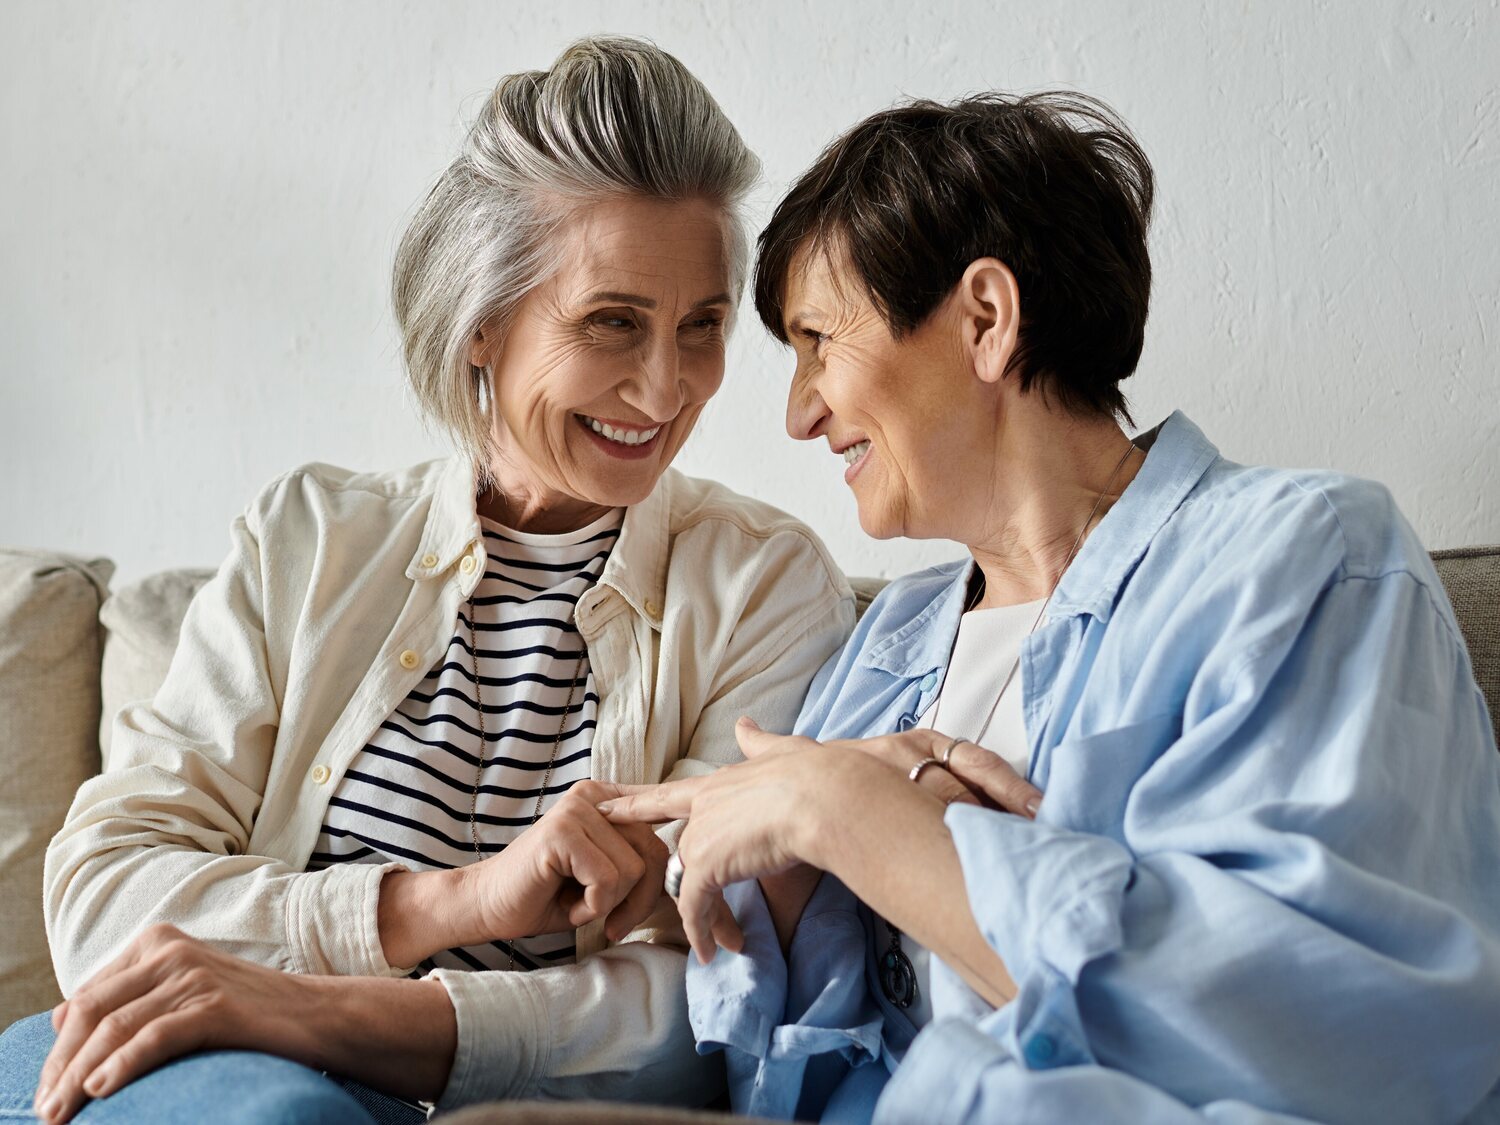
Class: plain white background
2,1,1497,585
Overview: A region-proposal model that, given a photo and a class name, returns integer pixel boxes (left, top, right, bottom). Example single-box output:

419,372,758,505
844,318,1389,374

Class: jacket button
645,599,662,618
310,764,331,785
460,554,478,574
920,672,938,692
1024,1033,1057,1066
399,649,421,670
420,553,438,569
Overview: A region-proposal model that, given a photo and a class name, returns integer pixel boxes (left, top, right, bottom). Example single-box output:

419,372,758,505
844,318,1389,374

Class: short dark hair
755,92,1154,421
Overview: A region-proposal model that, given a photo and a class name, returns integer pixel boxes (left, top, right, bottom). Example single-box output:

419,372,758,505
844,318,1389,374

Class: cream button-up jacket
43,454,854,1109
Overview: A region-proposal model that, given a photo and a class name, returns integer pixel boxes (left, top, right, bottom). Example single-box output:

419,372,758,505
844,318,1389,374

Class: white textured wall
3,1,1497,585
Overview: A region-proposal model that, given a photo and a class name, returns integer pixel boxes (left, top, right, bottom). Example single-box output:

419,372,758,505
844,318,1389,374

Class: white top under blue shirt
686,412,1500,1125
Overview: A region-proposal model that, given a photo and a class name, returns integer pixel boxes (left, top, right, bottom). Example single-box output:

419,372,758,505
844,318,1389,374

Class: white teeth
581,415,660,446
843,441,871,465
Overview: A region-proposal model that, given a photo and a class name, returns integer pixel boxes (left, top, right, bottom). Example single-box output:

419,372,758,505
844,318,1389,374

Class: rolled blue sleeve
880,566,1500,1124
688,875,886,1120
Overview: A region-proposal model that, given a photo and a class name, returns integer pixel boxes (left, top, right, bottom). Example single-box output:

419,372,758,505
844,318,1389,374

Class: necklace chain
930,439,1140,749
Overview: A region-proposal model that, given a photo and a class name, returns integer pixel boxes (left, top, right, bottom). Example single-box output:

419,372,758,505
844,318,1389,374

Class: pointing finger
596,778,705,824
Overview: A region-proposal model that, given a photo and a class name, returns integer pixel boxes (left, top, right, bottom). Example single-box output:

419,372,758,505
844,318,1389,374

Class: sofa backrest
1432,547,1500,745
0,550,112,1027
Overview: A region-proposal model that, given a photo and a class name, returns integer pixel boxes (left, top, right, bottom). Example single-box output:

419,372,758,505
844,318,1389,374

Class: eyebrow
785,309,819,334
580,290,733,311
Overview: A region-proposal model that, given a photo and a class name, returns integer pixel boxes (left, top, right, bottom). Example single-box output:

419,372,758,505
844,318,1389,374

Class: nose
622,335,688,422
785,368,830,442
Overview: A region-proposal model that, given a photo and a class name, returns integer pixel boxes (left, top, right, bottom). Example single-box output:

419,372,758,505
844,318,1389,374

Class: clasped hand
597,719,1041,965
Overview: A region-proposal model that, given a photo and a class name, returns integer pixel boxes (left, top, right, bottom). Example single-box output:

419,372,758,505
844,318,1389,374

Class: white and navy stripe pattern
307,508,623,975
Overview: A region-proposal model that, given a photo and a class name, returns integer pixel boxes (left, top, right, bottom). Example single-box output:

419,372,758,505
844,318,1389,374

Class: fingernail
595,800,617,814
737,716,760,729
38,1091,60,1118
1025,798,1041,818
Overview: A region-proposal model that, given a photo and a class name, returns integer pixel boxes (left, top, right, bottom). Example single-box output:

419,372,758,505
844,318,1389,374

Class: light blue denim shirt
687,413,1500,1124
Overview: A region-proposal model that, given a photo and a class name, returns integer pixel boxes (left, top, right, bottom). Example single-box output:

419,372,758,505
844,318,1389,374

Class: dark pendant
879,922,919,1009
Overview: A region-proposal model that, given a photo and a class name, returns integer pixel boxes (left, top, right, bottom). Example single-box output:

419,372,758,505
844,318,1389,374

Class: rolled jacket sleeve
881,567,1500,1124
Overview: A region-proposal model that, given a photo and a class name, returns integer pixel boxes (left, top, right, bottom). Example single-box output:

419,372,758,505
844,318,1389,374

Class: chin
578,466,664,509
855,504,904,541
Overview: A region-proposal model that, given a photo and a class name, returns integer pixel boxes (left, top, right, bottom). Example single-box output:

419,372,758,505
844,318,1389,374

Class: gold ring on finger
938,737,965,766
908,757,944,784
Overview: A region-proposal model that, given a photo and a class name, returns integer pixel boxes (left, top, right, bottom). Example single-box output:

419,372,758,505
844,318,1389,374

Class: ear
469,322,495,369
957,258,1021,386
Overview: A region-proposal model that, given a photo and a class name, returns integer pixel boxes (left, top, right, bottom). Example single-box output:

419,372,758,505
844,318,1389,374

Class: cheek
500,342,607,423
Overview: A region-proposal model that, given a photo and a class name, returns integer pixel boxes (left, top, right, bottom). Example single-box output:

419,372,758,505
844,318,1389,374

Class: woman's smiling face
473,194,734,525
781,243,989,543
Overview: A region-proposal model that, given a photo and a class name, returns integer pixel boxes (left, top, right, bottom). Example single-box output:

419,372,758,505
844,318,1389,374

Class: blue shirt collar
858,411,1220,679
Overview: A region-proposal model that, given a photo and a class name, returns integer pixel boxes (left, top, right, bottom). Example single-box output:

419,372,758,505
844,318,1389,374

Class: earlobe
961,258,1021,386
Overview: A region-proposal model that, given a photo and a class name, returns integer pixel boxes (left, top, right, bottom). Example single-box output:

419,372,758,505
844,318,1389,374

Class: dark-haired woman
602,94,1500,1123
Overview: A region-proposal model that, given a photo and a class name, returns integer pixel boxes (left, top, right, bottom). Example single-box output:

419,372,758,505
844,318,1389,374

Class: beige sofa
3,543,1497,1038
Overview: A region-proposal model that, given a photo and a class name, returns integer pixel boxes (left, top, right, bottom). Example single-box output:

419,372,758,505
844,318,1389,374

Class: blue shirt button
919,672,938,692
1024,1033,1057,1067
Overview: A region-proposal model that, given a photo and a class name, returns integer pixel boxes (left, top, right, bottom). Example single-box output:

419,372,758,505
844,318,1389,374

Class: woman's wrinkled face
473,195,734,517
782,244,984,542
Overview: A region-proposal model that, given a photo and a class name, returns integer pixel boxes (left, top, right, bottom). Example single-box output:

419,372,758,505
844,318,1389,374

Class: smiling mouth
576,414,663,447
841,439,873,484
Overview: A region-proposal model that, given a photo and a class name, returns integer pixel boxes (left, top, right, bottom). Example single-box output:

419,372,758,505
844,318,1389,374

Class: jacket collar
406,454,672,628
859,411,1220,679
1047,410,1219,624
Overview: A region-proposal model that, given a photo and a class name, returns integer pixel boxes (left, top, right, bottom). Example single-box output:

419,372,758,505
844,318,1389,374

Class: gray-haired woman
0,38,852,1125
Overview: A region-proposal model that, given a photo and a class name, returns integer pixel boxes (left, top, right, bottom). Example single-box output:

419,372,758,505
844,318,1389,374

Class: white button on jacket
43,454,854,1110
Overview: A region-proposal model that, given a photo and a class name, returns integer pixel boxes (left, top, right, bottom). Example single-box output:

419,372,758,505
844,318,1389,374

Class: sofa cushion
98,568,215,769
1432,545,1500,745
0,549,112,1028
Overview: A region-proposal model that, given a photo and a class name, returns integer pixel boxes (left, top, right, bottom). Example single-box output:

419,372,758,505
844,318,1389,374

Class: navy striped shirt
307,507,623,974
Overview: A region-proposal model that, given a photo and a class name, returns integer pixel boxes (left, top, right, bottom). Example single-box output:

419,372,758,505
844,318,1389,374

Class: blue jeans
0,1013,428,1123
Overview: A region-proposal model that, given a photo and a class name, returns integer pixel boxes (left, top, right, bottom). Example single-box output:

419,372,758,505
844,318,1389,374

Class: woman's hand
597,720,832,963
824,729,1043,818
600,720,1041,981
379,779,670,968
34,925,459,1123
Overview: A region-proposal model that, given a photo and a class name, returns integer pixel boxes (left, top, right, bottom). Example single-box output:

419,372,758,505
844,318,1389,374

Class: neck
476,451,614,535
964,408,1142,610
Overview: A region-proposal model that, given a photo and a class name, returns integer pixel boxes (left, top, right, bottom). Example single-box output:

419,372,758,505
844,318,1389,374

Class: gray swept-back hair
393,36,760,471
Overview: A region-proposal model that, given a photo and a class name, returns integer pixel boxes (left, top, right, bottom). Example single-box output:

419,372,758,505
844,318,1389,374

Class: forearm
798,752,1016,1006
298,975,456,1103
45,835,402,988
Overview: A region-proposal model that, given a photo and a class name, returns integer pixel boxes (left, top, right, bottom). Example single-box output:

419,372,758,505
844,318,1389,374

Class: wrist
297,975,457,1103
378,866,469,968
